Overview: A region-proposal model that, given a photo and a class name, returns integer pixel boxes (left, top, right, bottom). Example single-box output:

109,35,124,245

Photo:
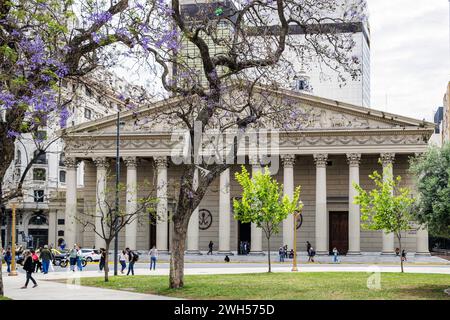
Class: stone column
416,225,431,256
249,156,264,255
155,156,168,252
64,157,78,247
218,168,233,255
380,153,395,255
124,157,138,250
347,153,362,255
314,154,328,255
282,155,295,250
186,169,201,254
93,157,109,249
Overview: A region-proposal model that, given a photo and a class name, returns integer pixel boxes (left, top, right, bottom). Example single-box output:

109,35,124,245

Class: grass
0,296,11,301
80,272,450,300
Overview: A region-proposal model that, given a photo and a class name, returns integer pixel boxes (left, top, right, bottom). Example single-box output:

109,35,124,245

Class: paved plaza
2,254,450,300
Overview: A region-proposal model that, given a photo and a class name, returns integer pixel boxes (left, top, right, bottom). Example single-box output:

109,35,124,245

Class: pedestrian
306,241,312,256
243,241,248,255
31,250,40,273
239,241,244,255
149,246,158,271
395,247,400,256
207,241,214,255
278,246,285,262
59,239,66,251
284,245,288,259
309,246,316,263
21,251,37,289
224,255,230,263
332,247,339,263
4,248,11,273
99,248,106,272
401,249,407,262
40,245,52,274
76,245,83,271
126,248,138,275
68,244,78,272
119,250,128,274
289,249,294,259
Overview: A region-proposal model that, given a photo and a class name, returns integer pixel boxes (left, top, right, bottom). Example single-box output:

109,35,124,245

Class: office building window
57,219,65,225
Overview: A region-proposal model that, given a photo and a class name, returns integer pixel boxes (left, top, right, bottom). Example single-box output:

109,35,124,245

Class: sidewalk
2,271,178,300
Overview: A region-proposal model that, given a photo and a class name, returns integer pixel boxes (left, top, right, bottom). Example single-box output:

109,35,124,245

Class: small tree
353,164,415,273
233,166,303,273
78,181,157,282
409,144,450,239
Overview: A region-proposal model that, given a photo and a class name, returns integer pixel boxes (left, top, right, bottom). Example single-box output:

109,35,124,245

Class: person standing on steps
207,241,214,255
21,251,37,289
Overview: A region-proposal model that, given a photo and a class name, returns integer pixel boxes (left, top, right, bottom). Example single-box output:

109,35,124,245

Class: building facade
60,85,433,256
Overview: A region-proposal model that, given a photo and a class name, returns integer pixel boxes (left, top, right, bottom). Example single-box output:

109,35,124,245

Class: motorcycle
59,256,87,268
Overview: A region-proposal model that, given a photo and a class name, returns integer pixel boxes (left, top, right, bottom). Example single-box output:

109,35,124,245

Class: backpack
131,251,139,262
311,250,316,256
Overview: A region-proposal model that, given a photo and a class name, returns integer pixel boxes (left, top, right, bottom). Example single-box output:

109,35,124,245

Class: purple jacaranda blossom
7,130,20,139
89,11,113,25
59,106,70,128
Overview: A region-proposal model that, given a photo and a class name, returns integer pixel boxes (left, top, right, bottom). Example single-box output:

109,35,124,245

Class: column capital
281,155,296,168
380,153,395,167
64,157,78,169
346,153,362,167
313,154,328,167
93,157,110,169
124,156,139,168
154,156,168,169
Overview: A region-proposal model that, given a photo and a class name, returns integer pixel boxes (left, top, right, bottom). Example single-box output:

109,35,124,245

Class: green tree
409,144,450,238
233,166,303,273
353,165,415,273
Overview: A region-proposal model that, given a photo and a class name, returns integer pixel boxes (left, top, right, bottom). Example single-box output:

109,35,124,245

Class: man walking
68,245,78,272
207,241,214,255
278,246,285,263
126,248,137,275
40,245,53,274
4,248,11,273
149,246,158,271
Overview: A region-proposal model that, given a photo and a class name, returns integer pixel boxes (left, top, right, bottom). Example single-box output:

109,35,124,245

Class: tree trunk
398,236,404,273
267,236,271,273
169,214,190,289
104,243,110,282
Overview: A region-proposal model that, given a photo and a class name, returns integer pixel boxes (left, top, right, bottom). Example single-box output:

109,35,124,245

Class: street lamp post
292,211,300,272
9,203,18,276
114,111,120,276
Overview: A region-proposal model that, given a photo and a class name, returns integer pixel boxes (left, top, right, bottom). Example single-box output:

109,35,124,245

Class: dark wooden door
329,212,349,255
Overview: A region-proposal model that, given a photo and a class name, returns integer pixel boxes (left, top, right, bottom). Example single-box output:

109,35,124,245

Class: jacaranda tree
0,0,147,297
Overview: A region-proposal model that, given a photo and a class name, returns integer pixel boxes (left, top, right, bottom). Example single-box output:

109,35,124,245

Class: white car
80,248,101,262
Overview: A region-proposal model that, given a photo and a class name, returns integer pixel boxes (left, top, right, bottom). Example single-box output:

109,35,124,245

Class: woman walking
21,251,37,289
76,245,83,271
119,250,128,274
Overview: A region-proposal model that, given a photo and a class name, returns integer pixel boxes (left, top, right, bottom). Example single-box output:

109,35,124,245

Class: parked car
79,248,101,262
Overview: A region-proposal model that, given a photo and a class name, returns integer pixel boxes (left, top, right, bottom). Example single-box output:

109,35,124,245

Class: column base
380,251,396,256
346,251,362,256
158,250,169,255
415,252,431,257
249,251,265,256
185,250,202,255
316,251,329,256
216,251,234,256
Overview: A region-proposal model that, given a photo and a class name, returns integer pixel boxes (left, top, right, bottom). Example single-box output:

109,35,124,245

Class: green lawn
0,296,11,301
80,272,450,300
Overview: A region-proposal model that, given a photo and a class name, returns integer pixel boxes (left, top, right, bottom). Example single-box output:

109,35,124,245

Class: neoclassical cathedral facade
57,85,434,256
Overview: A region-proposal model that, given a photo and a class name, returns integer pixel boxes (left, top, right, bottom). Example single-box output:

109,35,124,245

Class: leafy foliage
353,164,415,272
233,166,303,272
409,144,450,238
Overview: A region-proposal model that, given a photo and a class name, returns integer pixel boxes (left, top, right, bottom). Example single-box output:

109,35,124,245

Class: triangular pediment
63,83,435,137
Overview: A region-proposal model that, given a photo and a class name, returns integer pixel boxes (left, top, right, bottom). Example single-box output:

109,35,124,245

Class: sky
367,0,450,121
